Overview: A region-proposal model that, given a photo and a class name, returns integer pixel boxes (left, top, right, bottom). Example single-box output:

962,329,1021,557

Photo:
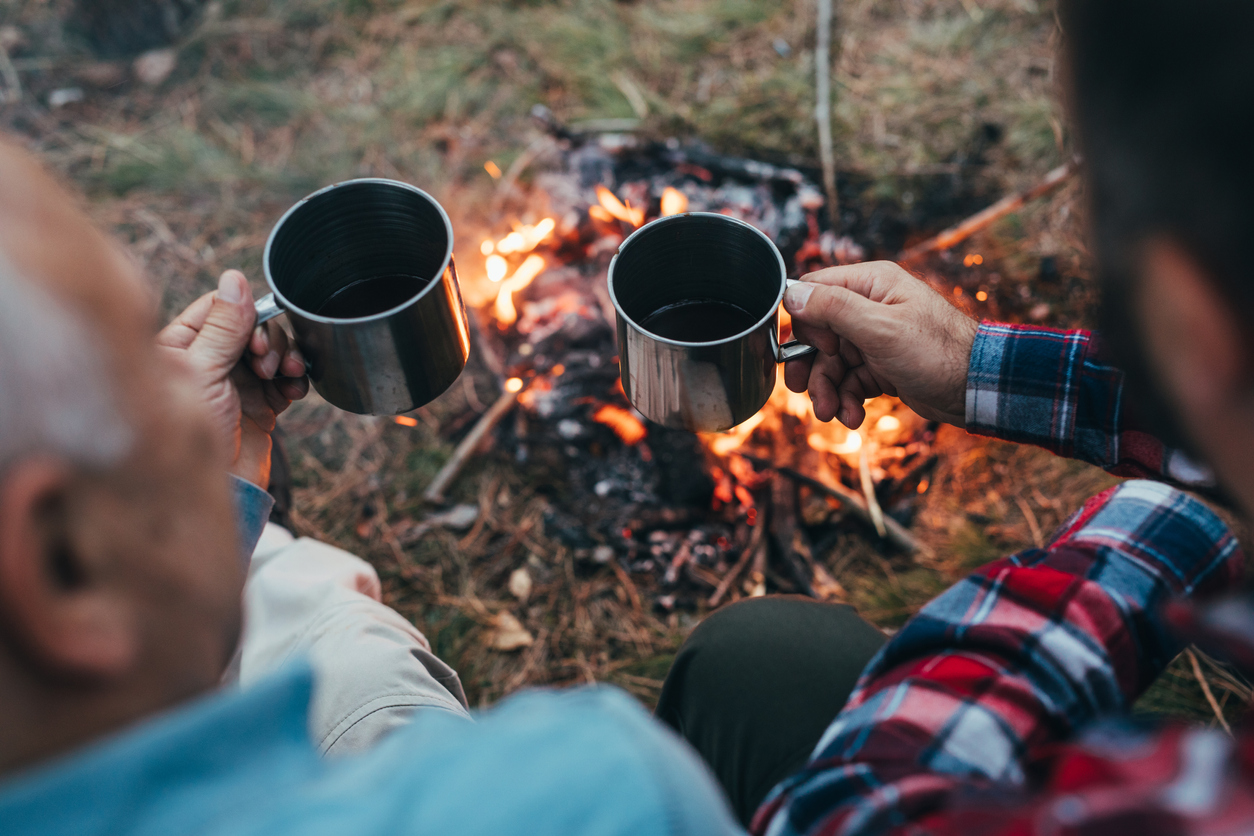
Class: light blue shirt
0,663,741,835
0,478,742,835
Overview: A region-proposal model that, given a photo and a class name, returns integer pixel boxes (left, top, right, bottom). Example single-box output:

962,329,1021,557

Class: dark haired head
1063,0,1254,454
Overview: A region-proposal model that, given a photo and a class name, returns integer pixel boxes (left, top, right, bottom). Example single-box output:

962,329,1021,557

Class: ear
1136,239,1244,416
0,460,137,681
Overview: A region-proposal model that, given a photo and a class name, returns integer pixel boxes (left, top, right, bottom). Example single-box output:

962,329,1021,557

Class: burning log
898,158,1079,263
738,453,928,557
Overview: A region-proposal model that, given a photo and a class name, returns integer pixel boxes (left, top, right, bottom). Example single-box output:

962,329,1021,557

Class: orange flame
495,254,547,326
705,412,765,456
593,404,648,445
394,415,418,427
594,185,644,227
496,218,556,255
661,187,689,217
808,429,863,456
486,254,508,283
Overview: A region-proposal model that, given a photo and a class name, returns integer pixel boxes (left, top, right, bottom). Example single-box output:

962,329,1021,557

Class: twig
739,453,928,557
815,0,839,225
859,445,887,538
898,158,1079,263
1187,647,1232,736
1014,494,1044,548
709,513,766,607
0,41,22,104
610,561,643,614
423,387,520,504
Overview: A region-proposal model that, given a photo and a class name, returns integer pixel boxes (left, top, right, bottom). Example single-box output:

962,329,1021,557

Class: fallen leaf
508,567,532,602
486,611,533,651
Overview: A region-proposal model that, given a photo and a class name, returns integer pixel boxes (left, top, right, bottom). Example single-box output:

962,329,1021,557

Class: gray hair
0,252,132,471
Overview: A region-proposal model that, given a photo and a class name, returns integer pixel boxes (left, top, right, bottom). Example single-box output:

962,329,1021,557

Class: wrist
230,434,272,491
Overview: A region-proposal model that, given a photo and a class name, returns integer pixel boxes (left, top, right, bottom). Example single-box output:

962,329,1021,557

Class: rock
486,611,533,652
133,48,176,86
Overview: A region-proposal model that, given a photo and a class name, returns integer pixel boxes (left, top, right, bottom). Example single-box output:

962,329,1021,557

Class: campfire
409,120,937,613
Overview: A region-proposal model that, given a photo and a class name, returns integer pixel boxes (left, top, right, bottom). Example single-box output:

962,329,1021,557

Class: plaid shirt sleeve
752,480,1242,836
964,322,1214,486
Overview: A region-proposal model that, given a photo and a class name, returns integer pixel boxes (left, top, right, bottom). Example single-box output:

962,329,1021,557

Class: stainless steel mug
607,212,817,432
254,178,471,415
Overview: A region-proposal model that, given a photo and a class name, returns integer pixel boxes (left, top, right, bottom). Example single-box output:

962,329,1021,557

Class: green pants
656,596,887,826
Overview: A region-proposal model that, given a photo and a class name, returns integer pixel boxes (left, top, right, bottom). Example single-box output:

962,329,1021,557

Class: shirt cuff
965,321,1091,451
230,475,274,568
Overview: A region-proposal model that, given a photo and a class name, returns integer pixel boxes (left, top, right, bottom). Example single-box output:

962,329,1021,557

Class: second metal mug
608,212,816,432
254,178,471,415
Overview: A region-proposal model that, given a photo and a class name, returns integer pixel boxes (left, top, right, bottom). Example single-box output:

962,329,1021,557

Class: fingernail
262,350,280,379
218,271,245,304
784,282,813,313
255,326,270,353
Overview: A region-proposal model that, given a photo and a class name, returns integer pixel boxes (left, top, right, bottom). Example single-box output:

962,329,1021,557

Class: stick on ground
898,158,1078,263
423,388,520,504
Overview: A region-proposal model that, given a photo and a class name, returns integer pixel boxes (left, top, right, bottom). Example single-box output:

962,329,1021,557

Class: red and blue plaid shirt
753,322,1251,836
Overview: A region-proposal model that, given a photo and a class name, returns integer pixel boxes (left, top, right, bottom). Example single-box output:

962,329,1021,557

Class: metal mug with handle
607,212,817,432
254,178,471,415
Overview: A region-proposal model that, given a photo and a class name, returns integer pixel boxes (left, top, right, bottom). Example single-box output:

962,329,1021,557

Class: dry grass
0,0,1238,721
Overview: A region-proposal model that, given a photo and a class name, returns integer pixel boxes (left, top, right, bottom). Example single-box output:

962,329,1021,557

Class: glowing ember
505,377,524,393
480,239,495,256
661,187,689,217
594,185,644,227
484,160,503,179
917,477,930,494
593,404,648,445
963,253,984,267
551,364,566,376
394,415,419,427
874,415,901,432
976,290,988,302
495,254,547,325
953,286,964,297
705,412,766,456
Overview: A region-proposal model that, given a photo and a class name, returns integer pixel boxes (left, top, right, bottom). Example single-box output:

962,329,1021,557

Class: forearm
753,480,1242,835
965,322,1213,486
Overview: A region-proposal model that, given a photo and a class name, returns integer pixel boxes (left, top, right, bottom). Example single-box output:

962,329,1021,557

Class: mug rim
607,211,787,348
262,178,455,324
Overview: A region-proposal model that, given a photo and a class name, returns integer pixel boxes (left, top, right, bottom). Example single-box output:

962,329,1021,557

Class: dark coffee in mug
638,298,759,343
314,274,428,319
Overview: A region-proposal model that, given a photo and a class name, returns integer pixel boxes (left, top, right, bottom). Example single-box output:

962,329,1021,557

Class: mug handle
777,279,819,362
778,340,818,362
255,292,284,325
